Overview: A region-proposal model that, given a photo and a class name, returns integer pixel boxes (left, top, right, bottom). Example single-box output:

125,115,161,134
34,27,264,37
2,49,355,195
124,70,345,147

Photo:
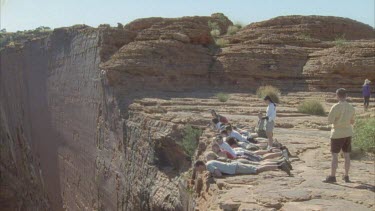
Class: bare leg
266,131,274,148
262,152,282,160
256,165,278,173
331,153,339,177
343,153,350,176
260,161,278,165
253,150,269,155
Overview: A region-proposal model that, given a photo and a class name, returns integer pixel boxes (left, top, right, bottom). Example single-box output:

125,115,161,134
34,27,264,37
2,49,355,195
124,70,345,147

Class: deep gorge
0,14,374,210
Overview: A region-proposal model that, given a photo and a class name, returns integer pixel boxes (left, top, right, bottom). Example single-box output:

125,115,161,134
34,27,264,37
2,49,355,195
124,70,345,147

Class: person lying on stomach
194,159,291,178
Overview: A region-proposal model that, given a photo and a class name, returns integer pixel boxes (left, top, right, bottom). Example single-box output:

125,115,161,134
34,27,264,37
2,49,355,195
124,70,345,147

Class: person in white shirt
212,118,224,132
258,96,277,149
224,125,258,144
213,136,237,158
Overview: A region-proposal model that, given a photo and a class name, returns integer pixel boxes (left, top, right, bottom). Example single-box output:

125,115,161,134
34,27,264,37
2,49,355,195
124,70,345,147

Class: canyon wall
0,14,374,210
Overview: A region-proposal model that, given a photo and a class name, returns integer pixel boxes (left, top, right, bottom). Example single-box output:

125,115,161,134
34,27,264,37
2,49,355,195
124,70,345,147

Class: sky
1,0,374,32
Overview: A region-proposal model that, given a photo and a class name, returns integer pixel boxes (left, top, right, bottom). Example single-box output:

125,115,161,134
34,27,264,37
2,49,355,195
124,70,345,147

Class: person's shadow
332,181,375,193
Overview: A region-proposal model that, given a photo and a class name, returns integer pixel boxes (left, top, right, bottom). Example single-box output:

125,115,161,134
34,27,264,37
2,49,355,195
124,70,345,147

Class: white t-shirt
229,130,249,143
215,122,222,130
219,141,237,158
266,103,276,122
233,147,252,156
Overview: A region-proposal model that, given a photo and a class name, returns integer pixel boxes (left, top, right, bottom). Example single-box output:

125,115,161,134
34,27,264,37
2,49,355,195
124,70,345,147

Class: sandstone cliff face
0,14,374,211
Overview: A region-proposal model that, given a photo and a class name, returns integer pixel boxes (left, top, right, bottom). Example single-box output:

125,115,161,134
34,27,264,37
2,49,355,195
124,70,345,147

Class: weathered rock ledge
0,14,374,210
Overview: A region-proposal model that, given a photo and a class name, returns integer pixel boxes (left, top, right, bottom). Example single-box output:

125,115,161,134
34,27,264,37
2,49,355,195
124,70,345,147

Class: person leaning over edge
323,88,355,183
194,159,291,178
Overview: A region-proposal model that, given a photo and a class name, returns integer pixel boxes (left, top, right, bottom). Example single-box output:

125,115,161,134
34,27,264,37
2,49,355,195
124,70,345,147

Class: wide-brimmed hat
365,79,371,84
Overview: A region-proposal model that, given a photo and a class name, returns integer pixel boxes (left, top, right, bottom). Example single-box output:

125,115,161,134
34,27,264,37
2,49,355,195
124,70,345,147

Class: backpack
256,119,267,138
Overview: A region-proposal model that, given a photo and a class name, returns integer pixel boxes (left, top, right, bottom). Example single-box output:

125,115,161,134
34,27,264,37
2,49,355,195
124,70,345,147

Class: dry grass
256,86,281,103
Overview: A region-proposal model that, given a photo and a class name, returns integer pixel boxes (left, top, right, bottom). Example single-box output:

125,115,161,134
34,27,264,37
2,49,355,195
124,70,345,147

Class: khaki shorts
265,121,274,133
235,163,257,174
331,137,352,153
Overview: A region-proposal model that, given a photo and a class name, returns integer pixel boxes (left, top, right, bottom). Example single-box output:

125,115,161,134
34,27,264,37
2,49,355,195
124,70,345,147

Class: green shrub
210,29,221,38
334,34,347,47
353,117,375,153
208,21,220,31
297,100,326,116
227,25,240,35
181,125,202,158
234,22,244,29
216,92,229,102
256,86,280,103
215,38,229,47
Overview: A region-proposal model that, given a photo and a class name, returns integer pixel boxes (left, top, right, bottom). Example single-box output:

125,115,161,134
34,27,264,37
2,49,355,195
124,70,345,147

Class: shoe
343,176,351,183
282,149,289,161
283,158,293,170
323,176,337,183
281,146,292,157
278,162,291,176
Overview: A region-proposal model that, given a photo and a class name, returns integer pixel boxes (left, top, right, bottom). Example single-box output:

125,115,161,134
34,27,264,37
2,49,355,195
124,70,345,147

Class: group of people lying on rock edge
194,95,293,178
194,82,370,182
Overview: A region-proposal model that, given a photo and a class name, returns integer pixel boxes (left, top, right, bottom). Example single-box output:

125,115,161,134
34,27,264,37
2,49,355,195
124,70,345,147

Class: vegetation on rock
334,34,347,47
215,38,229,47
298,100,326,116
0,26,52,48
210,29,220,38
216,92,230,102
353,117,375,153
256,85,280,103
181,125,202,158
227,25,241,35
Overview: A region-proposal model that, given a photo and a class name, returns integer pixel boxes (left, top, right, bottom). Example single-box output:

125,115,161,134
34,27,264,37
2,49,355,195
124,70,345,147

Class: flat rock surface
180,92,375,211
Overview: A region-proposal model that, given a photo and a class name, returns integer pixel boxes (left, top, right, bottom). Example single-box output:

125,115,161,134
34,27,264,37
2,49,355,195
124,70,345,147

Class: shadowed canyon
0,13,374,210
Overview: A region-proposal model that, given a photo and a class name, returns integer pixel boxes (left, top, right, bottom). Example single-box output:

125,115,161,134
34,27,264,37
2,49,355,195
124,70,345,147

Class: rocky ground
1,13,374,210
134,91,375,211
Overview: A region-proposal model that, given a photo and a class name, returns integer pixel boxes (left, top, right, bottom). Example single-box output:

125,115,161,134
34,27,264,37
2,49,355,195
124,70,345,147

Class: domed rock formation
0,14,374,211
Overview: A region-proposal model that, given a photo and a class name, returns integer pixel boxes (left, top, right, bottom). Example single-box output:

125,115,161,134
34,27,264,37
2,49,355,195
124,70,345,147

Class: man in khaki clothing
324,88,355,183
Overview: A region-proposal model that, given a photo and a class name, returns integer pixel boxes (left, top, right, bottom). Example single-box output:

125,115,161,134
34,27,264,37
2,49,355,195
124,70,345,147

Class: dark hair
194,160,205,167
210,109,217,116
220,130,228,136
212,143,220,148
226,137,238,146
212,118,219,124
264,95,276,107
336,88,347,98
225,125,232,131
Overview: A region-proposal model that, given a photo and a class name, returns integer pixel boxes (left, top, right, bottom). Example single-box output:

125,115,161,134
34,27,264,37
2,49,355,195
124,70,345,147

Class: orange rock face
0,14,374,211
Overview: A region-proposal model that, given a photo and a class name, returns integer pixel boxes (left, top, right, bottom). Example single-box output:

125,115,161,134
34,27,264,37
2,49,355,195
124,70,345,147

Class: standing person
324,88,355,183
258,96,277,149
362,79,371,111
